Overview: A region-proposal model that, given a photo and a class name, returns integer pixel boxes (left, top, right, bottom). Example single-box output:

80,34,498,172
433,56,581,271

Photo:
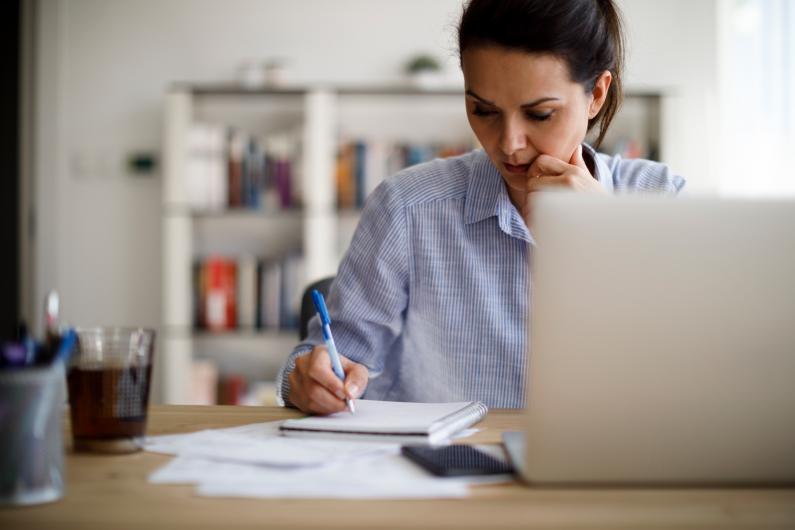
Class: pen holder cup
0,364,65,506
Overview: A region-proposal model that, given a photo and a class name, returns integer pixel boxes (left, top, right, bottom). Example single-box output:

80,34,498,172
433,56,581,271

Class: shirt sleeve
607,155,686,194
276,177,410,407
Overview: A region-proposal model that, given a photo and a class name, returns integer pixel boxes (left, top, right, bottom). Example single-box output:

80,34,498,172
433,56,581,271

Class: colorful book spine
194,254,305,333
336,139,473,210
204,257,237,331
335,143,355,210
190,360,219,405
217,375,247,405
227,130,245,208
354,141,367,208
186,124,299,212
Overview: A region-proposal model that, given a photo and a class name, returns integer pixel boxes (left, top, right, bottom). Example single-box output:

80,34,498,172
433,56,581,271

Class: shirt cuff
276,345,314,408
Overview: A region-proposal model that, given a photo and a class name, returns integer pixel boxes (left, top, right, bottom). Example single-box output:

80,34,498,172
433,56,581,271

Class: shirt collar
463,145,613,241
583,143,615,193
464,150,532,242
464,149,504,226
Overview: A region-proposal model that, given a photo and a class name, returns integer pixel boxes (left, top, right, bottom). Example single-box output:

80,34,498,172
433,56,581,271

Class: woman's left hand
525,145,605,194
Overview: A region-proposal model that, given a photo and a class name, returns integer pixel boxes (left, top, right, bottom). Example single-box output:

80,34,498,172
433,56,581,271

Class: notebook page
281,400,479,434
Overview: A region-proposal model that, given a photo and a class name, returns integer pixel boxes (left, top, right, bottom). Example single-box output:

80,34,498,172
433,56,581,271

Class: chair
298,276,335,340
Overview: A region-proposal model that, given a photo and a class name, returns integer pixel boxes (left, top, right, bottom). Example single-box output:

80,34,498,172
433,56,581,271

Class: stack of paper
145,421,473,499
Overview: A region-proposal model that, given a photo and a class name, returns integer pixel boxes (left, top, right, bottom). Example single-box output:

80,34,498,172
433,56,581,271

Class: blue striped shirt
277,145,685,408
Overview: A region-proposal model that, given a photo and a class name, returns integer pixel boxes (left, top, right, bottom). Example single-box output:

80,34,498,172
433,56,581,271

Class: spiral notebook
279,400,489,444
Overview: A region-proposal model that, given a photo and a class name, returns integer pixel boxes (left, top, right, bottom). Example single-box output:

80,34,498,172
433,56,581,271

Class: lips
503,162,531,174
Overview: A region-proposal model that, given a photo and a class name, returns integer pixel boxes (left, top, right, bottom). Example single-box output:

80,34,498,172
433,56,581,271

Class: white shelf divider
162,90,195,404
302,89,338,283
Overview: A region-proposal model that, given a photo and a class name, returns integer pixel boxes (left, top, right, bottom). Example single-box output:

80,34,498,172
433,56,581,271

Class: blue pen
311,290,355,414
23,335,37,366
53,328,78,366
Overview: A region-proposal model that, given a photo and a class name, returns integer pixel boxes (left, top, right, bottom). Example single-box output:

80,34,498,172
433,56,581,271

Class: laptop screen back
524,194,795,485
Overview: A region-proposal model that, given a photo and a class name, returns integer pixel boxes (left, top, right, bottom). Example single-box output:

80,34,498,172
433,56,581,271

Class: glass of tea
67,328,155,453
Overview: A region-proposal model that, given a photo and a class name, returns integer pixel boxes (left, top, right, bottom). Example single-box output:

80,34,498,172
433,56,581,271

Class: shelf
172,82,464,98
192,329,298,339
163,206,304,218
174,82,663,101
192,330,298,380
189,208,303,219
192,211,303,258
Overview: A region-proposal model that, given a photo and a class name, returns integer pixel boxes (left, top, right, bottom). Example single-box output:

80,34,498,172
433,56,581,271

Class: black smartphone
401,445,515,477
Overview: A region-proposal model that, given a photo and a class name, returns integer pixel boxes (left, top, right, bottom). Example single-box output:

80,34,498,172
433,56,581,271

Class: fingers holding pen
341,356,368,399
289,346,369,414
291,347,346,414
289,367,347,415
305,347,347,399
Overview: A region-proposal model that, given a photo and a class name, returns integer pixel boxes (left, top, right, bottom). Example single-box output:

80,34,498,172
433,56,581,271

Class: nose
499,116,528,156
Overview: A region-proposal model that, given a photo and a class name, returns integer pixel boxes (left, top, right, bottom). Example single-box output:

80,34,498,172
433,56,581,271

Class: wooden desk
1,405,794,529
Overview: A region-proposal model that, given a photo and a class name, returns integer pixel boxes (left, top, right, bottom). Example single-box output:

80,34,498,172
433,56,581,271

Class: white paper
152,454,468,499
145,421,397,468
144,420,506,499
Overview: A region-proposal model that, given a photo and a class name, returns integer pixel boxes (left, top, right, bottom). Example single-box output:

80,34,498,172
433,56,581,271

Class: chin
501,172,527,193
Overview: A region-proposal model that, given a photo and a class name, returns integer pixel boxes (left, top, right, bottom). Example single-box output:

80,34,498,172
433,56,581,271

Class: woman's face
462,45,608,192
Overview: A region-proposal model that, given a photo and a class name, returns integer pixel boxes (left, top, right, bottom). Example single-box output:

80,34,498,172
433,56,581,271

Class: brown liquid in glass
67,364,152,440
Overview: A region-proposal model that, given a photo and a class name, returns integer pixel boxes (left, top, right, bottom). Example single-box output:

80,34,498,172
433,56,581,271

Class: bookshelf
161,84,664,405
161,85,474,405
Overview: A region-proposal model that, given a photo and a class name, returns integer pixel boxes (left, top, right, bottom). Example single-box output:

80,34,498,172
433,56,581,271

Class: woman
278,0,685,414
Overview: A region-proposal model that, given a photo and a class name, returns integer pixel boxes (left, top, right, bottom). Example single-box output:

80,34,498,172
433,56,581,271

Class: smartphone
401,445,515,477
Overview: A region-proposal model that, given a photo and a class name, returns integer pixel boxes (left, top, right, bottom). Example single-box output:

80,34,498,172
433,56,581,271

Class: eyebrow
465,89,559,108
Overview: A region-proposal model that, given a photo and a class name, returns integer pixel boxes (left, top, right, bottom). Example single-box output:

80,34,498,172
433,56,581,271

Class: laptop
504,193,795,486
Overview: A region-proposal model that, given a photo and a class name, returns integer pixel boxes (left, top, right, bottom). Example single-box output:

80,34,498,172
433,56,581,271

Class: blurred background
4,0,793,405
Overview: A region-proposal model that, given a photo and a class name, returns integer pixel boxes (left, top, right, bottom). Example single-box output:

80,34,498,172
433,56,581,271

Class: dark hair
458,0,625,148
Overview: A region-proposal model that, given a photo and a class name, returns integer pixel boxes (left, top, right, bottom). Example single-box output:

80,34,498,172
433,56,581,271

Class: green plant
406,55,441,74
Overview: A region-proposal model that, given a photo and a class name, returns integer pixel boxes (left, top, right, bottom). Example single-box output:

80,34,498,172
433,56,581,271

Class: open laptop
503,193,795,486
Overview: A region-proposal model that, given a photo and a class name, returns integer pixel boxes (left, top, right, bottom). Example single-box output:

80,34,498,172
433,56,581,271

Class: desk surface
2,405,794,530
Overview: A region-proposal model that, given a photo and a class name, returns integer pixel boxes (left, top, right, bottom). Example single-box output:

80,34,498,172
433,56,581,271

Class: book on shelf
217,374,248,405
610,137,658,161
193,253,305,333
187,123,228,210
204,257,237,331
259,260,282,330
237,255,258,329
190,359,219,405
190,360,278,406
335,139,473,209
187,122,300,212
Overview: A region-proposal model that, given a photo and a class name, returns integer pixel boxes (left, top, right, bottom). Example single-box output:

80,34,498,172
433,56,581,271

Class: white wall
32,0,720,359
33,0,467,334
618,0,719,193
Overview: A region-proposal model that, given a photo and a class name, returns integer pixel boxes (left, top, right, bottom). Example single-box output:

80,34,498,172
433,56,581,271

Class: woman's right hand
288,346,368,414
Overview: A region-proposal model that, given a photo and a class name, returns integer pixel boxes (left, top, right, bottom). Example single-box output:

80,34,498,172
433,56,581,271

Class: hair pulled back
458,0,625,148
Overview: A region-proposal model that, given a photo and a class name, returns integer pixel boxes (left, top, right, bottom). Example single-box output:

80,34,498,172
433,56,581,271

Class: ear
588,70,613,119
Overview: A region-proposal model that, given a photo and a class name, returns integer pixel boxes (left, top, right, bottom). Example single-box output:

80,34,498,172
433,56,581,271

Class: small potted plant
405,54,444,89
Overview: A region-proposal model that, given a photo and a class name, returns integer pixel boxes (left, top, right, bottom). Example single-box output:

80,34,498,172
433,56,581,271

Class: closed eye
472,105,497,117
472,105,554,122
527,111,553,122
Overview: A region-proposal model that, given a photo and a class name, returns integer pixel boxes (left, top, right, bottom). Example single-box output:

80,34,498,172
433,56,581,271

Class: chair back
299,276,335,340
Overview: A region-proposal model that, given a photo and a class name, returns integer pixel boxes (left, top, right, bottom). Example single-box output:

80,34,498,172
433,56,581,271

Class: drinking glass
67,328,155,453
